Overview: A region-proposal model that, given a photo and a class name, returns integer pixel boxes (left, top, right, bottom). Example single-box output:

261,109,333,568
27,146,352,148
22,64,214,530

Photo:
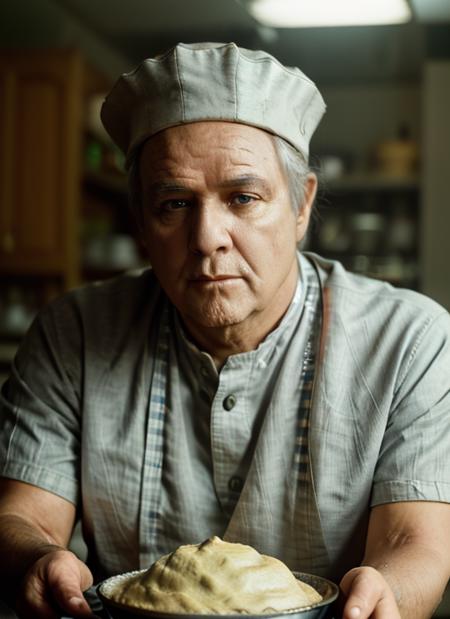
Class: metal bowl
97,570,339,619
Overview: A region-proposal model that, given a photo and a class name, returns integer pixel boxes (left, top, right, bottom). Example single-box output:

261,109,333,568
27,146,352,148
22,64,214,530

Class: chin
187,300,249,329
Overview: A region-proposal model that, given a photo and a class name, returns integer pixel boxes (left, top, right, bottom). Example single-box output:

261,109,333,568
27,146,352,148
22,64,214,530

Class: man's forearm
0,480,93,618
364,539,449,618
0,514,65,597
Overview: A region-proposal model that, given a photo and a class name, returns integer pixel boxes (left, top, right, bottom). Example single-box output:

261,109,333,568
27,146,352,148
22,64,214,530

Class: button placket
210,355,258,505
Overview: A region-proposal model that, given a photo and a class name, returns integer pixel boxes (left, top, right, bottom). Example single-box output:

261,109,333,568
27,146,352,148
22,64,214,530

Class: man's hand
0,479,94,617
16,548,94,619
340,566,400,619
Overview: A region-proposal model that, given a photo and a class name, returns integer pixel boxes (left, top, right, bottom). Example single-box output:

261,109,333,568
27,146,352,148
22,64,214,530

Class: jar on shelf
350,212,386,255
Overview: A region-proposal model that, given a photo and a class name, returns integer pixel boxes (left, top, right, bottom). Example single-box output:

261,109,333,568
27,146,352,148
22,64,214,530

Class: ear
296,173,318,243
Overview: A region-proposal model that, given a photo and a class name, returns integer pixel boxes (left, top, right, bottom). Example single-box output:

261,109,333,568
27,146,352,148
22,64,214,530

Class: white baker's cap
101,42,326,168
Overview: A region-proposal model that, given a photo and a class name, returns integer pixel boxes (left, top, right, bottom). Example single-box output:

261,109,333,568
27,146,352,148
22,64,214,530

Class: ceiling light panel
248,0,412,27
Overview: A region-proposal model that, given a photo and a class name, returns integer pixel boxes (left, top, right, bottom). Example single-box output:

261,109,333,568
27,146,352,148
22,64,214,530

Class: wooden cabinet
0,49,108,296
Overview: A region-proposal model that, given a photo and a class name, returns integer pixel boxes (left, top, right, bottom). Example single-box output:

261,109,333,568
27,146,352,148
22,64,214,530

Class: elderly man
0,43,449,619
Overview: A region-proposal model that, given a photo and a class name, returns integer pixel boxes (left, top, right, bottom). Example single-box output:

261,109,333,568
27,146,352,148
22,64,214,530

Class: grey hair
272,135,311,213
127,132,312,230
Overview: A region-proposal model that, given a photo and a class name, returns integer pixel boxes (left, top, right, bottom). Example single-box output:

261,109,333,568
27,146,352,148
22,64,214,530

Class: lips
189,273,242,284
193,275,238,281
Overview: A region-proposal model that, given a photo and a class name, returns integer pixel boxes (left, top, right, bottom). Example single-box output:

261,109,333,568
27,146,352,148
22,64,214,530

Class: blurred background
0,0,449,369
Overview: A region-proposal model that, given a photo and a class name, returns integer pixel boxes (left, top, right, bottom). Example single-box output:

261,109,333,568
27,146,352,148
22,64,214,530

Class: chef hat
101,41,326,168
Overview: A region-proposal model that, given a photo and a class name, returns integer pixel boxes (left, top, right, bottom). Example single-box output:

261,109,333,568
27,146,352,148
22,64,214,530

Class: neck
181,268,299,368
184,322,271,369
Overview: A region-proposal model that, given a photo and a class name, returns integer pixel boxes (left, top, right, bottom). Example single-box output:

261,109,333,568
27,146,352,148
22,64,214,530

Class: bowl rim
97,569,339,617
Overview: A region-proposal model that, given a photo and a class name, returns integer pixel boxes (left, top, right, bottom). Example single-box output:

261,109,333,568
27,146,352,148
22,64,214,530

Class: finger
65,595,96,617
47,556,94,617
51,580,94,616
78,558,95,592
341,569,384,619
342,569,400,619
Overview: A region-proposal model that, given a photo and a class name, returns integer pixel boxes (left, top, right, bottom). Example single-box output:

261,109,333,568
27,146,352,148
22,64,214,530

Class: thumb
47,554,94,617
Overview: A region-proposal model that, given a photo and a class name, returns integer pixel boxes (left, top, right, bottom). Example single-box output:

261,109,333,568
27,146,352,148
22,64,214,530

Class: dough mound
111,537,322,614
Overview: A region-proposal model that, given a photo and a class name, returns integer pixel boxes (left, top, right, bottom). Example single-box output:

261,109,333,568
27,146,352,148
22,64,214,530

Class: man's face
139,121,314,333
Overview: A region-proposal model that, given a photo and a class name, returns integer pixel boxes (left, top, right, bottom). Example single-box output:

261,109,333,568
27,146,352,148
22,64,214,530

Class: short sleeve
0,296,82,504
372,311,450,506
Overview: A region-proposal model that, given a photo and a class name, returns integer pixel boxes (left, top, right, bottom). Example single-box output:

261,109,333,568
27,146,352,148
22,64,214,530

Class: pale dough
110,537,322,614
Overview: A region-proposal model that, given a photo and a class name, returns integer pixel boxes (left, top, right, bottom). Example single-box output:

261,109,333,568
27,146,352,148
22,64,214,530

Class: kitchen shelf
309,169,421,290
322,172,419,193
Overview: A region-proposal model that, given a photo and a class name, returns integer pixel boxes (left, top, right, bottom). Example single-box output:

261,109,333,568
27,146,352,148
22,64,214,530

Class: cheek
244,206,297,251
235,216,297,278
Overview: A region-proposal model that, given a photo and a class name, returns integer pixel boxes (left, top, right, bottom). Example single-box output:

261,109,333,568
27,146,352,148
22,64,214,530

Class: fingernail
349,606,361,618
69,596,85,607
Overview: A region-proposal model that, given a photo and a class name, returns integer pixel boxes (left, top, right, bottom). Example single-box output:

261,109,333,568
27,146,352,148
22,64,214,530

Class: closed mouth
191,275,240,282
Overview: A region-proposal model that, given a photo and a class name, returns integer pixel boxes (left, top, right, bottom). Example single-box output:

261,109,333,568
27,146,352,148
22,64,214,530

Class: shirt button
228,476,244,493
200,365,209,378
223,394,236,411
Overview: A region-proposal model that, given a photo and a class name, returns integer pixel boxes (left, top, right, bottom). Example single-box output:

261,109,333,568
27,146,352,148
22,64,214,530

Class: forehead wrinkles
214,132,278,159
140,123,283,185
212,132,284,178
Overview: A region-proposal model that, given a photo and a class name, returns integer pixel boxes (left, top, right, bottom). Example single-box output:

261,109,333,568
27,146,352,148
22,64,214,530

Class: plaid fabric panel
139,302,170,562
295,261,322,484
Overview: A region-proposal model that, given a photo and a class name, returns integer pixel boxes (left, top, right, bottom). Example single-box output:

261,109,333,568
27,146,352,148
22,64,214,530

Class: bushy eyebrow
147,175,271,197
147,182,189,196
218,175,271,193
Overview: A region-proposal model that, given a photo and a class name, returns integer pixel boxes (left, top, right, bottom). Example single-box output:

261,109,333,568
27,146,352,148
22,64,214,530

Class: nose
188,202,233,256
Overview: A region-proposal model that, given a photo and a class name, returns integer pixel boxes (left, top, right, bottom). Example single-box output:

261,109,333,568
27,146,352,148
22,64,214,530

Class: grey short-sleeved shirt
1,253,449,581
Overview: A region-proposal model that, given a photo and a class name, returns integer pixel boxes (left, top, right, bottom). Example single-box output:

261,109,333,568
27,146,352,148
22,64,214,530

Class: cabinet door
0,51,82,287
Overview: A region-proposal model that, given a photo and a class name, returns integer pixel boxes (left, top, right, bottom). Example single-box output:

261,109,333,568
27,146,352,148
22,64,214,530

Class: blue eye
233,194,254,205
